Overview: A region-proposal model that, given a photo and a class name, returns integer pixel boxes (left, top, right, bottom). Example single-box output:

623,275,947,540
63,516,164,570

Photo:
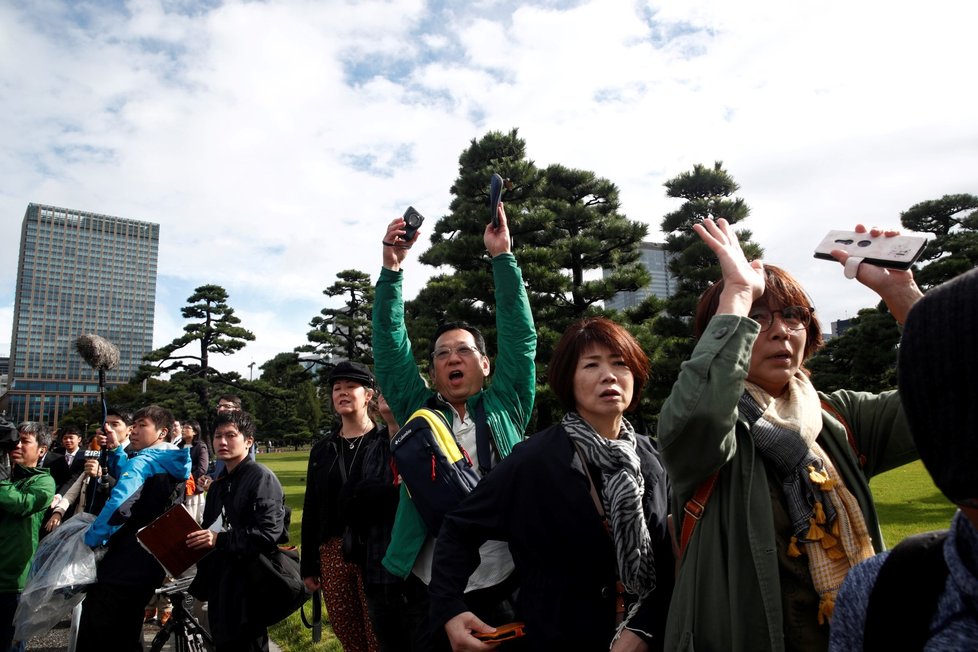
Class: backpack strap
820,399,867,469
864,530,949,650
679,471,719,559
425,394,495,475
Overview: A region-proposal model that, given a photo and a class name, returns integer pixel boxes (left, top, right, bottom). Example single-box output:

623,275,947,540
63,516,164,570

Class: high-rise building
5,203,159,425
603,241,676,311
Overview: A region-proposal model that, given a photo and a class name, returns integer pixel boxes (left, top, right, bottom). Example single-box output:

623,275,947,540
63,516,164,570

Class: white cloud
1,0,976,379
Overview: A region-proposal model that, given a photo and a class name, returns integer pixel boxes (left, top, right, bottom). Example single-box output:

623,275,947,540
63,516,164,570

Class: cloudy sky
2,0,975,379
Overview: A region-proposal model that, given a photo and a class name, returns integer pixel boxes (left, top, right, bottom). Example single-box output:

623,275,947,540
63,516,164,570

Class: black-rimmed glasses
749,306,813,332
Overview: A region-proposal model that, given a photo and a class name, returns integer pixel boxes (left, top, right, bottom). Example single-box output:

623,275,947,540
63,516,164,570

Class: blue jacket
830,511,978,650
85,444,190,548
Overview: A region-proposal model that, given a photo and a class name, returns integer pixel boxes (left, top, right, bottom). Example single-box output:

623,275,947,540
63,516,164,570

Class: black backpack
863,530,949,651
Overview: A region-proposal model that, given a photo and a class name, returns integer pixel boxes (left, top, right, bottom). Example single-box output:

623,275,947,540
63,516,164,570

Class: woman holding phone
659,220,924,651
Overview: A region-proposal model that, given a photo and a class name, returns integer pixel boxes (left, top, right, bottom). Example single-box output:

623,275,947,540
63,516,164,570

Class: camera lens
857,240,872,247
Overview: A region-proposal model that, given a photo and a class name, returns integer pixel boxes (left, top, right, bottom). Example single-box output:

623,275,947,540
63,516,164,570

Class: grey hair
17,422,53,449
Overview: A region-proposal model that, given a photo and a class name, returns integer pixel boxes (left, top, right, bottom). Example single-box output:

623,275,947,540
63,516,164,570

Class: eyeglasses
749,306,814,332
431,345,483,361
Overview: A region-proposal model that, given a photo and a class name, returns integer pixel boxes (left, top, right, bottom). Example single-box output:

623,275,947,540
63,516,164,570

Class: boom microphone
74,333,120,514
75,334,120,371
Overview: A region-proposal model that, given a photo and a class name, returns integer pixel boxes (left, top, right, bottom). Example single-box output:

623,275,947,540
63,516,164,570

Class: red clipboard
136,504,211,577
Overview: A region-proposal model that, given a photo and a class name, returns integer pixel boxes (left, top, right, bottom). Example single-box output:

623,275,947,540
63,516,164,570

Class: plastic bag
14,512,104,641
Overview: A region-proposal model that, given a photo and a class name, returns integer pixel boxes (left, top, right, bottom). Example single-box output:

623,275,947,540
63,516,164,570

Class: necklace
347,435,363,450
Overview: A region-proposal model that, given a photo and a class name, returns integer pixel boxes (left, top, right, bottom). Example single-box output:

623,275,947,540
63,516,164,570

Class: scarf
741,374,875,623
562,412,656,611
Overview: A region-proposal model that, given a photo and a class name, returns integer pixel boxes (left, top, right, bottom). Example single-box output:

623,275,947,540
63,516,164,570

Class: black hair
428,321,487,360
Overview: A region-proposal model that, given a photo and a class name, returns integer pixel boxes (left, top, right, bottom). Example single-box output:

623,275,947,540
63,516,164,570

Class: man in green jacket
373,202,536,647
1,422,56,652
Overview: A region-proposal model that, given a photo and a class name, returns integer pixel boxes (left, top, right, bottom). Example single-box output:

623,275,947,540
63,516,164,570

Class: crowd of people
1,202,975,652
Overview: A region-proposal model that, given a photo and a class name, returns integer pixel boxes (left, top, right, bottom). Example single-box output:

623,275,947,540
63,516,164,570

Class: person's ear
481,355,491,378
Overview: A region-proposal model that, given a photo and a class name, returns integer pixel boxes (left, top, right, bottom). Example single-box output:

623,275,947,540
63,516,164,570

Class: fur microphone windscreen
75,334,121,371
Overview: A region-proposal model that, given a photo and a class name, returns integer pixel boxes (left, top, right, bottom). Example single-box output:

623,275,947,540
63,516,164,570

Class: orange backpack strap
820,399,867,469
679,471,719,559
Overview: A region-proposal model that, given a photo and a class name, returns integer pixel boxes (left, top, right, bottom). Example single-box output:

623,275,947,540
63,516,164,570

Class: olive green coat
659,315,917,652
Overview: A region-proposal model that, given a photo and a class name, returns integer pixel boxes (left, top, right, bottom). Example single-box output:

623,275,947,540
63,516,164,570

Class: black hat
328,360,375,388
898,267,978,505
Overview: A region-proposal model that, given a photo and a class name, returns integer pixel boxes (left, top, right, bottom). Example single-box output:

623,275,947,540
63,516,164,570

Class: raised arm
373,218,434,425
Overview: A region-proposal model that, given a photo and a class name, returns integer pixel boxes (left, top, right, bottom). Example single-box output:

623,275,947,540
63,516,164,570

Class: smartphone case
489,173,504,228
813,230,928,270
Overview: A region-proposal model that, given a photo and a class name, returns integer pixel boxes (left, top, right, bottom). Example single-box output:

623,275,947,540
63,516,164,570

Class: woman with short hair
660,219,923,651
430,317,674,651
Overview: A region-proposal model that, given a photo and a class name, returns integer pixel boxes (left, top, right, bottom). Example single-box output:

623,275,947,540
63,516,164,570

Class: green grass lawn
263,450,344,652
872,459,956,545
260,452,956,652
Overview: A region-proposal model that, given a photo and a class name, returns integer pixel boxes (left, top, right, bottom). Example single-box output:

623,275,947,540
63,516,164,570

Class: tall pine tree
142,284,255,421
408,129,650,428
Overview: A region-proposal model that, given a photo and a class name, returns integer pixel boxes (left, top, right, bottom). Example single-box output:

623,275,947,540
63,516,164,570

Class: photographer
1,422,55,652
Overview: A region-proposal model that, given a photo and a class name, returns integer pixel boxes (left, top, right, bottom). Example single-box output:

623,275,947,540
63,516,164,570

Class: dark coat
191,457,286,646
429,424,675,651
46,450,86,495
299,424,385,579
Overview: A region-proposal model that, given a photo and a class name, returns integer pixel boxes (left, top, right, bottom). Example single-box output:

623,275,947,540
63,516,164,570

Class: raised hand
382,217,420,272
484,202,512,258
692,218,765,317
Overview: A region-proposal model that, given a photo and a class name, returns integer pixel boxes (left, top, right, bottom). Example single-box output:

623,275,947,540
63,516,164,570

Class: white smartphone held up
813,230,928,270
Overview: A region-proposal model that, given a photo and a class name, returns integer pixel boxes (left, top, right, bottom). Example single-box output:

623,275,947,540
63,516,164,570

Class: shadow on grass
875,489,956,527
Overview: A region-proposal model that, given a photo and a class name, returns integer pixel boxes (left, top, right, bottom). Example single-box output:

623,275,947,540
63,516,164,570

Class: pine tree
142,284,255,419
900,193,978,289
299,269,375,369
409,129,651,428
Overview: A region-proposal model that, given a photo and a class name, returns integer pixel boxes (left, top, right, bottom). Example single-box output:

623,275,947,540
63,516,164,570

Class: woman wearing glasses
660,219,923,652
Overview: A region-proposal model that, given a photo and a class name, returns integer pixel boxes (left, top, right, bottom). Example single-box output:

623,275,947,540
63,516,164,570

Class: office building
5,203,159,424
604,241,676,311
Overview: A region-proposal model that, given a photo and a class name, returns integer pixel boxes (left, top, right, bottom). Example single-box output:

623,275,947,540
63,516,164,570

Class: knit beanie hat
898,267,978,505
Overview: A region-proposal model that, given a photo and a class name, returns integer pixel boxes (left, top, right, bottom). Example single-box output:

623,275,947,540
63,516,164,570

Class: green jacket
0,464,56,593
658,315,917,652
373,253,536,578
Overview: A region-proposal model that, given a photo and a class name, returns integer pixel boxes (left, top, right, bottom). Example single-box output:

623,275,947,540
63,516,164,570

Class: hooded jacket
85,442,190,587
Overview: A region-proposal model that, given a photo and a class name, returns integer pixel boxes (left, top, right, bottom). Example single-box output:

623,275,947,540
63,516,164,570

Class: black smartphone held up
813,229,928,270
401,206,424,242
489,173,504,229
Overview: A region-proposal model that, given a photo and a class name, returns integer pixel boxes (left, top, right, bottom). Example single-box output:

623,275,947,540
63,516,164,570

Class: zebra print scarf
562,412,656,596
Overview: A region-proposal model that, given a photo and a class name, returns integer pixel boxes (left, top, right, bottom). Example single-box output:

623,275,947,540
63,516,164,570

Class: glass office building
604,241,676,311
6,203,159,424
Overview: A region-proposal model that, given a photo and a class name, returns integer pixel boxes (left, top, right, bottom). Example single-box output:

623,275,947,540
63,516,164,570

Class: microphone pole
74,334,120,513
